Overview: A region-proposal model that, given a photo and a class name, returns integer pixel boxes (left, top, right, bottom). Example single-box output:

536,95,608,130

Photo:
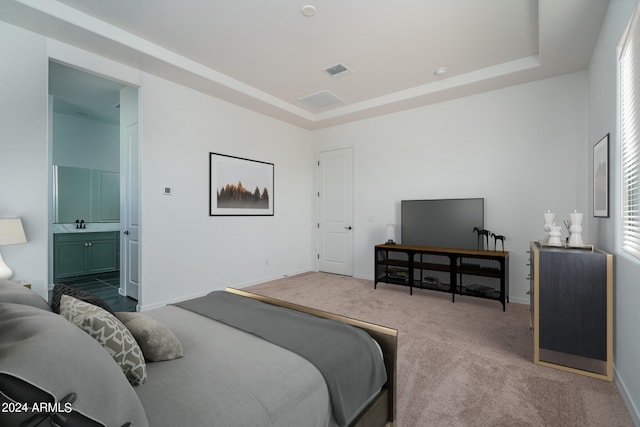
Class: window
621,4,640,260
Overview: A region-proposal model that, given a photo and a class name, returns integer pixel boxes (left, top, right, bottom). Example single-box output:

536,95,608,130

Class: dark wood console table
374,244,510,310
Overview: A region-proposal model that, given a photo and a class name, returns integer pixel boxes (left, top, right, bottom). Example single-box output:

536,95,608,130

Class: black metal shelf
374,244,509,310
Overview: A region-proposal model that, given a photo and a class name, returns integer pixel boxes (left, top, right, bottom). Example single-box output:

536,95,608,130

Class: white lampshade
0,218,27,280
0,218,27,245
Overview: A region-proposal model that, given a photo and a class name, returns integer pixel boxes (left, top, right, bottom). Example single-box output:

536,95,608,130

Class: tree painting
210,153,273,215
217,181,269,209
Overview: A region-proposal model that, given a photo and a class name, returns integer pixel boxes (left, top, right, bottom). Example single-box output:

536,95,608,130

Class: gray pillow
116,312,184,362
0,302,148,426
0,279,51,311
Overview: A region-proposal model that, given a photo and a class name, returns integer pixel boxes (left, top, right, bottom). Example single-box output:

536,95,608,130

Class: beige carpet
243,272,633,427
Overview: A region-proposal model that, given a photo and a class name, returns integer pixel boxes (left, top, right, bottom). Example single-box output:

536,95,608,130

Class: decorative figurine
473,227,491,250
548,224,563,246
568,211,584,247
491,233,506,251
543,211,555,243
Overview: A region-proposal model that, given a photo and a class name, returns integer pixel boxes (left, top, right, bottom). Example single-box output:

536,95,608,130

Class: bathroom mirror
53,165,120,223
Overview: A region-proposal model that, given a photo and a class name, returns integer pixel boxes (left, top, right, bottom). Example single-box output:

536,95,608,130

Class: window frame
620,2,640,261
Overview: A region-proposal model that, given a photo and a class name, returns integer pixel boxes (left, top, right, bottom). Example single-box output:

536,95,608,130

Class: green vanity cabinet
54,232,120,280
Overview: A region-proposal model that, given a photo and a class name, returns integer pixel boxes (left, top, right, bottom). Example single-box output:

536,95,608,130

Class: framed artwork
593,134,609,218
209,152,274,216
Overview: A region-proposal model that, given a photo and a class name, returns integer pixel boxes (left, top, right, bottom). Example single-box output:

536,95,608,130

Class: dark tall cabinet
529,242,613,380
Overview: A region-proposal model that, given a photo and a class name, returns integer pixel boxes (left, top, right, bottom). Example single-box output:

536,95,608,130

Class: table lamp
385,224,396,244
0,218,27,280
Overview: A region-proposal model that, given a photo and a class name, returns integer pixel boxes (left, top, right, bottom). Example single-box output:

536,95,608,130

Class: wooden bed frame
226,287,398,427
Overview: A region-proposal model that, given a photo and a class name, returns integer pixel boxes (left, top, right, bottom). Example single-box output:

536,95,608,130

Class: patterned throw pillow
60,295,147,386
116,312,184,362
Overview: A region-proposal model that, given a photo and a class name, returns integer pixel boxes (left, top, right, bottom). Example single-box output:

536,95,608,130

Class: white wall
0,21,49,294
139,73,314,308
314,72,589,305
52,112,120,172
588,0,640,424
0,22,315,308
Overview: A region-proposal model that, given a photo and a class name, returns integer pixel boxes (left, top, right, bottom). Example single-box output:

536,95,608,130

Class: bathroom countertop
52,223,120,234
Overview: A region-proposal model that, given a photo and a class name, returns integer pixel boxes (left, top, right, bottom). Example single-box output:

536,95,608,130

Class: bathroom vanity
52,165,121,281
53,231,120,281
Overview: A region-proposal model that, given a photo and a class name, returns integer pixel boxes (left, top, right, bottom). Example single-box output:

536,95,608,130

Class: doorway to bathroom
48,61,140,312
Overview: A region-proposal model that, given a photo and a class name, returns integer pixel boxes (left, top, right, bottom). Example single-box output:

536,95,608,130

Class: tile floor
51,271,138,312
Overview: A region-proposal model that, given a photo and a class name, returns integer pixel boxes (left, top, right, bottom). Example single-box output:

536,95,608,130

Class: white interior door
120,86,140,301
317,148,353,276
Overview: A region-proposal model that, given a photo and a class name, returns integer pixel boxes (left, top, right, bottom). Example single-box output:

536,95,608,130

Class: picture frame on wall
593,134,609,218
209,152,274,216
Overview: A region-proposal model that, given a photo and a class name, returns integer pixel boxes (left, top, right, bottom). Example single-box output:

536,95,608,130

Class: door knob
123,230,130,235
344,226,352,230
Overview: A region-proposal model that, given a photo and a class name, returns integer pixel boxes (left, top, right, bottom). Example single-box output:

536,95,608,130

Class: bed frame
226,287,398,427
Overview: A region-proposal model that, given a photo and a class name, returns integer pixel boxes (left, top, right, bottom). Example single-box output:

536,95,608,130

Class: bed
0,279,397,427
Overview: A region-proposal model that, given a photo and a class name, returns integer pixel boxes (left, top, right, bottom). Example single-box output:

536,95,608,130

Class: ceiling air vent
298,90,345,110
323,63,352,78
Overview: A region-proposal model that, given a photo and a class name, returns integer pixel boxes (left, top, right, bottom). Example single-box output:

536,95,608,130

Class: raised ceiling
1,0,609,129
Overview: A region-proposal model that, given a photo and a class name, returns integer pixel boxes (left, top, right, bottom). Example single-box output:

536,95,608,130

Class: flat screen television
401,198,484,249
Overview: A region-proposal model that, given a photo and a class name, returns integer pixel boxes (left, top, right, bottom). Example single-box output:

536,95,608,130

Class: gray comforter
135,305,335,427
176,291,387,427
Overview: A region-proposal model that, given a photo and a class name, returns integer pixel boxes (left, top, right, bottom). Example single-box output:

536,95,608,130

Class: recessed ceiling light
301,5,316,17
434,67,448,76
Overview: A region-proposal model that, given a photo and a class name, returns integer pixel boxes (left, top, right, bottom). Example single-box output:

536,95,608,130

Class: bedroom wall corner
0,21,49,297
588,0,640,425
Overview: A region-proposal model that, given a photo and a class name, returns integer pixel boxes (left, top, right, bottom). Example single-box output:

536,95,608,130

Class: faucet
75,219,80,229
80,220,85,229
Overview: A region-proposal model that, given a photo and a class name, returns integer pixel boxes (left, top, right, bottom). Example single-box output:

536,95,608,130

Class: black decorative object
473,227,491,250
491,232,506,251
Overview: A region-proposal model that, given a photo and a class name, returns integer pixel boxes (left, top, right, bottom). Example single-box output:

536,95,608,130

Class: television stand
374,243,509,310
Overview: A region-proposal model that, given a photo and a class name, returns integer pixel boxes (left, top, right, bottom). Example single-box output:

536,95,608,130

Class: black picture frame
209,152,274,216
593,134,609,218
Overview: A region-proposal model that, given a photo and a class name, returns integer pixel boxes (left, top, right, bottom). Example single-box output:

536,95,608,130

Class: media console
374,243,510,310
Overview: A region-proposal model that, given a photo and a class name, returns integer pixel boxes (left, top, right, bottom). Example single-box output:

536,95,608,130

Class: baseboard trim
614,365,640,426
137,268,314,311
